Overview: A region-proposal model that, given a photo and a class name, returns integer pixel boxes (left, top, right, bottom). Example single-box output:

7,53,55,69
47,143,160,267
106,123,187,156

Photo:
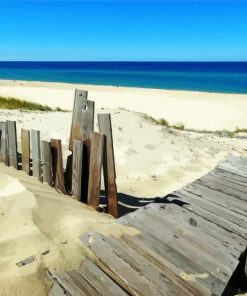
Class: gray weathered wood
41,141,52,185
98,114,118,218
51,139,66,193
0,122,8,165
21,129,30,175
81,100,94,139
69,89,88,150
72,140,83,200
31,130,41,180
87,132,104,209
7,120,18,169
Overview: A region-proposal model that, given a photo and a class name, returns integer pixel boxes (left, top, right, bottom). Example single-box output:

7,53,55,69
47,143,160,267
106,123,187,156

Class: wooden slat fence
0,89,118,217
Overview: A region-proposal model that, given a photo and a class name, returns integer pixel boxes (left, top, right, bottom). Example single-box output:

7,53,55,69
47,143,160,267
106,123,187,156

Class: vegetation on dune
0,96,67,112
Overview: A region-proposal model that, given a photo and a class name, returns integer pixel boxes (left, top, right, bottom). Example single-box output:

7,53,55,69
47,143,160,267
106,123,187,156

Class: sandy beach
1,79,247,295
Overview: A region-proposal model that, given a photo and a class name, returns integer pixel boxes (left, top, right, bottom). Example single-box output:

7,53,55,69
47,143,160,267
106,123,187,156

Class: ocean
0,61,247,94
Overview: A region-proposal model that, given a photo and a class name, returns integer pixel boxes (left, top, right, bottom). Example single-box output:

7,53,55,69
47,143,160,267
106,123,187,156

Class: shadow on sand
100,191,189,217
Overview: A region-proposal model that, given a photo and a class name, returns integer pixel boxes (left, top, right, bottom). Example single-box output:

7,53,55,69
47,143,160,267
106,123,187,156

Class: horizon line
0,60,247,63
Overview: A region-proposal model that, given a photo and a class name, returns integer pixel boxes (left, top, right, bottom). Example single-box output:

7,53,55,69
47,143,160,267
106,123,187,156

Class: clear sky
0,1,246,61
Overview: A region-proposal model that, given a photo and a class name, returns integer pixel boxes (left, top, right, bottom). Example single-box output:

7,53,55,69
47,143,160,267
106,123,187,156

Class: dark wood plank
72,140,83,200
7,120,18,169
21,129,30,175
51,139,66,193
41,141,52,185
98,114,118,218
0,122,8,165
87,132,104,209
69,89,88,150
31,129,41,180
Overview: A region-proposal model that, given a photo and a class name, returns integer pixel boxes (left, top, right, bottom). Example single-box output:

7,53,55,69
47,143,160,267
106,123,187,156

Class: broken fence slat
72,140,84,200
21,129,30,175
69,89,88,151
41,141,52,185
31,129,42,181
7,120,18,169
98,114,118,218
51,139,66,193
0,122,8,165
87,132,104,209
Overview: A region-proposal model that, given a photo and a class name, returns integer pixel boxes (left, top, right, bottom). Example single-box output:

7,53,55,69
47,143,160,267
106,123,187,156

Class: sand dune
0,164,138,295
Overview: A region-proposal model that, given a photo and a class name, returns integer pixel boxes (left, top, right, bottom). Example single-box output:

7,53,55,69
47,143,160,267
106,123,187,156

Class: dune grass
0,96,66,112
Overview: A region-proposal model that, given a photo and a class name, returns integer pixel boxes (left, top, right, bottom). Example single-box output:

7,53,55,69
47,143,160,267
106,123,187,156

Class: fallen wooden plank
21,129,30,175
51,139,66,193
87,132,104,209
98,114,118,218
31,129,42,181
0,122,8,165
69,89,88,151
72,140,83,200
7,120,18,169
41,141,52,185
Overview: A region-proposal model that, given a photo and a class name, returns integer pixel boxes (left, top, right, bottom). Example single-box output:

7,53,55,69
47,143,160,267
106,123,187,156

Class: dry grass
0,96,66,112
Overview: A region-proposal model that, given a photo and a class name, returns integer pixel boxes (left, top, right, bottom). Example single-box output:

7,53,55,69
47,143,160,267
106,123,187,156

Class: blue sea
0,62,247,94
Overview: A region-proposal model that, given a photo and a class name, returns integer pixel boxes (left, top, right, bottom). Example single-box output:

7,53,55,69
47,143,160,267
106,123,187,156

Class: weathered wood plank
122,205,234,285
173,188,247,231
41,141,52,185
182,181,247,214
0,122,8,165
98,114,118,218
80,233,165,296
72,140,83,200
69,89,88,151
93,233,209,296
78,258,129,296
87,132,104,209
48,270,92,296
21,129,30,175
31,130,41,180
7,120,18,169
51,139,66,193
81,100,94,139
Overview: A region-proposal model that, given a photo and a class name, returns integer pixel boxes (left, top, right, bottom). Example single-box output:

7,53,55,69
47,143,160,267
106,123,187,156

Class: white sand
1,79,247,295
1,79,247,131
0,164,138,295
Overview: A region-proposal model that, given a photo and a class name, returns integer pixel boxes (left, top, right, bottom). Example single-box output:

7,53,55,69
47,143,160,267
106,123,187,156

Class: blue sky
0,1,246,61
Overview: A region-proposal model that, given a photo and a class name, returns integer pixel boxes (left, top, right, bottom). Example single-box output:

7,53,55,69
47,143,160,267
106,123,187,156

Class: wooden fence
0,89,118,218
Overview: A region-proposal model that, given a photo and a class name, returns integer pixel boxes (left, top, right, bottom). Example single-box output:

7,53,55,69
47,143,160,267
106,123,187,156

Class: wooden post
98,114,118,218
81,100,95,139
7,121,18,169
41,141,52,185
0,122,8,165
69,89,88,150
72,140,83,200
21,129,30,175
51,139,66,193
31,130,41,181
87,132,104,209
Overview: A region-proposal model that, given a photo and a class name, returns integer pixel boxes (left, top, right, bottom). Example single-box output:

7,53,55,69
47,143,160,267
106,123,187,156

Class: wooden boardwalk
48,156,247,296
